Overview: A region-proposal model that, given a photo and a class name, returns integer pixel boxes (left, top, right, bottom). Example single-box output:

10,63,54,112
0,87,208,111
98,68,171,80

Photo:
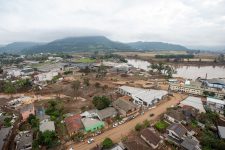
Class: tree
27,114,39,129
38,131,58,148
135,123,143,131
83,78,90,86
96,64,107,78
3,81,16,94
143,119,150,128
92,96,110,110
71,80,81,100
102,138,113,149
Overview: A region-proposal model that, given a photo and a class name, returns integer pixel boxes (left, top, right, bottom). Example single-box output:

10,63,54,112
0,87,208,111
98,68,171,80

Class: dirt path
66,93,187,150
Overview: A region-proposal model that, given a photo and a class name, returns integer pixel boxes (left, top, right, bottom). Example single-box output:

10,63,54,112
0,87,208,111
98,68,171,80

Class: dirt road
67,93,186,150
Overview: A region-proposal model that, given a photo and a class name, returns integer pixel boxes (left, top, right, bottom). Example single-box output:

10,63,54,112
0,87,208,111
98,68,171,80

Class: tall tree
72,80,81,100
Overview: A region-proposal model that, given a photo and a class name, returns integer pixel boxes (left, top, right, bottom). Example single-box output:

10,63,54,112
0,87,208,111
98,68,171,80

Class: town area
0,52,225,150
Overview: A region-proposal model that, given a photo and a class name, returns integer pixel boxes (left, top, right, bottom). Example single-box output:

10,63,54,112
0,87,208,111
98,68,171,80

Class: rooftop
40,119,55,132
167,123,188,138
64,114,83,134
15,131,33,150
97,107,117,120
123,140,150,150
0,127,11,150
181,137,200,150
81,118,104,128
20,103,34,113
218,126,225,139
207,78,225,85
207,97,225,105
113,98,138,112
180,96,205,113
140,128,161,146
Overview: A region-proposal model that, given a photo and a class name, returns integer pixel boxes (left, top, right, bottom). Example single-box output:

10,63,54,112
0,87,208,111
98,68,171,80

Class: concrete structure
140,128,162,149
0,127,11,150
14,131,33,150
112,98,139,117
181,137,201,150
7,96,33,108
204,78,225,89
40,119,55,132
35,106,50,121
179,96,205,113
218,126,225,139
65,114,83,136
118,86,168,107
169,81,225,100
20,104,35,122
81,118,104,132
167,123,188,141
206,97,225,114
34,71,58,82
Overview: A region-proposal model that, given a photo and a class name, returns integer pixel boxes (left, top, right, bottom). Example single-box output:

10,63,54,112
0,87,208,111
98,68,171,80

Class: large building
169,80,225,100
206,97,225,114
117,86,168,107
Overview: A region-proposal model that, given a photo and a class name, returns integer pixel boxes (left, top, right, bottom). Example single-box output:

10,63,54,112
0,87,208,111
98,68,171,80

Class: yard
74,58,96,63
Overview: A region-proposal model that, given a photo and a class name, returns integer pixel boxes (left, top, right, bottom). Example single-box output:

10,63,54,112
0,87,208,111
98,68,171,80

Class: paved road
67,93,186,150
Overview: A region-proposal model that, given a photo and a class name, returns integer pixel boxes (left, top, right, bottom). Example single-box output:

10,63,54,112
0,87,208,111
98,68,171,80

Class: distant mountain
128,41,188,51
22,36,131,54
0,42,43,54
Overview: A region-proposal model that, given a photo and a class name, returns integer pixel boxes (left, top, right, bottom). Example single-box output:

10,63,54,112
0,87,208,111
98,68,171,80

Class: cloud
0,0,225,48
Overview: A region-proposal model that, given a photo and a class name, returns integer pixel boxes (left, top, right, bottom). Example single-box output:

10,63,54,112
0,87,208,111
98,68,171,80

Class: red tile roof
65,114,83,134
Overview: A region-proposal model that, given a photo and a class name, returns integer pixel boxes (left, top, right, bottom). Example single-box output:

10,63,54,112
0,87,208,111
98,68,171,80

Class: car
87,138,94,144
119,120,124,125
96,130,101,135
113,123,118,127
149,113,154,117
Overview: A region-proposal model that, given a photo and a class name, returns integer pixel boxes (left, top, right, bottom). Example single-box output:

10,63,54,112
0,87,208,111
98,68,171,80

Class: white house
118,86,168,107
34,71,58,82
207,97,225,114
179,96,205,113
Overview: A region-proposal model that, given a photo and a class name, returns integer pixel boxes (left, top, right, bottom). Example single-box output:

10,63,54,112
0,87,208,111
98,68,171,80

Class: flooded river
127,59,225,79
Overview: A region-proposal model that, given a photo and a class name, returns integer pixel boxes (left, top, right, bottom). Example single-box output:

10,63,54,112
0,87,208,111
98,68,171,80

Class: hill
128,41,188,51
0,42,43,54
22,36,131,54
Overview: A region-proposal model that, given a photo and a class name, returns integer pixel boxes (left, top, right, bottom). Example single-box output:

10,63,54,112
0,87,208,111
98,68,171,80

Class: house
167,123,188,141
218,126,225,139
122,140,150,150
179,96,205,113
39,119,55,132
140,128,162,149
112,98,139,117
14,131,33,150
81,118,104,132
118,86,168,107
110,144,125,150
65,114,83,136
181,137,201,150
206,97,225,114
80,107,117,121
34,71,58,82
20,104,35,122
0,127,11,150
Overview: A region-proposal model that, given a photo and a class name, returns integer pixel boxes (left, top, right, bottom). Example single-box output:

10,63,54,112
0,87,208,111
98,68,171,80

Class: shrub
102,138,113,149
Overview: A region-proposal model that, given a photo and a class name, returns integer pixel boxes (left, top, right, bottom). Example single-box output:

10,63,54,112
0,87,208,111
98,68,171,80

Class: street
67,93,187,150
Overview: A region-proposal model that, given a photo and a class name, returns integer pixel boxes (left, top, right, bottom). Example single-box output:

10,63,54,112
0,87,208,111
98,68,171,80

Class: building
218,126,225,139
0,127,11,150
169,81,225,100
20,104,35,122
167,123,188,141
39,119,55,132
65,114,83,136
204,78,225,89
181,137,201,150
34,71,58,82
118,86,168,107
206,97,225,114
14,131,33,150
112,98,139,117
140,128,162,149
179,96,205,113
35,106,50,121
81,118,104,132
122,140,150,150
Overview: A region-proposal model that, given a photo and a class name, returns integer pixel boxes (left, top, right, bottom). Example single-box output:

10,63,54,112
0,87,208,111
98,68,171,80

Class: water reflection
127,59,225,79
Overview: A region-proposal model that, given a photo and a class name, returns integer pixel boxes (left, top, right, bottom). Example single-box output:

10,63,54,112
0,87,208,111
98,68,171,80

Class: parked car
119,120,124,125
87,138,94,144
113,123,118,127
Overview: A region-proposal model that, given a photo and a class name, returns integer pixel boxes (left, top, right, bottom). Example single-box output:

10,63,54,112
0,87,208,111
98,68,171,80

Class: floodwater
127,59,225,79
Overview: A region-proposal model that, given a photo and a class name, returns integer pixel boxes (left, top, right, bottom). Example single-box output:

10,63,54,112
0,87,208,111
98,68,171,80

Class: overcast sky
0,0,225,49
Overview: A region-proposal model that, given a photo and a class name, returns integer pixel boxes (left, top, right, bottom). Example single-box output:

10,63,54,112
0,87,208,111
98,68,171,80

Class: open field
73,57,97,63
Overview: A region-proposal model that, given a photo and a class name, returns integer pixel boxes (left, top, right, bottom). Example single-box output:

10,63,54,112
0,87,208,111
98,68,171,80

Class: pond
126,59,225,79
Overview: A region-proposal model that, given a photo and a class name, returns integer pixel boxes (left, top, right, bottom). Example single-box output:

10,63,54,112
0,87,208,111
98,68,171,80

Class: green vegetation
148,62,176,78
102,138,114,149
92,96,110,110
96,64,107,79
83,78,90,86
45,100,63,121
64,70,73,75
135,123,143,131
100,53,127,63
27,114,39,129
203,91,215,97
75,58,96,63
38,130,59,148
4,117,12,127
154,120,169,132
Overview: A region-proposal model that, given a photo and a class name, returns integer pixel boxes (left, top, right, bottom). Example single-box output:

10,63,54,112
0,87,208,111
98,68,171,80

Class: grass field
74,58,96,63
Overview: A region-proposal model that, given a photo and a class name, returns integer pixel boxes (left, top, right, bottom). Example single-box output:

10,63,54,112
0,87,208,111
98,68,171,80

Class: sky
0,0,225,49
